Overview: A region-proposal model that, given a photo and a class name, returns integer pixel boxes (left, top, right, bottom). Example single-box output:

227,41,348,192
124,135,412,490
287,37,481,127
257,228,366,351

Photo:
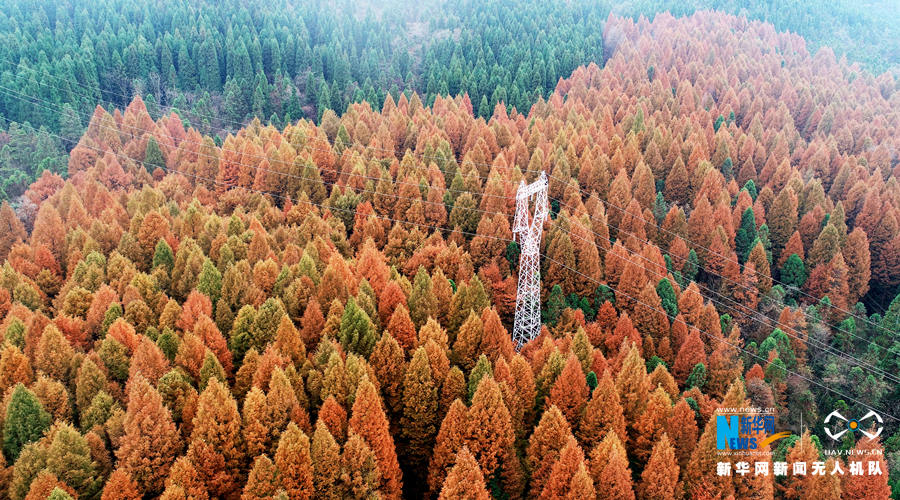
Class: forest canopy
0,4,900,500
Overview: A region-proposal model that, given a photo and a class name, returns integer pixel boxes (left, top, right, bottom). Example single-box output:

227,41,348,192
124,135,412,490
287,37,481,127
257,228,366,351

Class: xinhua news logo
823,410,883,441
716,413,790,451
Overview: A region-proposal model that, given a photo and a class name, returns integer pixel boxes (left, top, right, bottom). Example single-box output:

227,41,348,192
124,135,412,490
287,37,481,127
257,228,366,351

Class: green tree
656,278,678,318
735,208,758,264
544,285,565,325
4,384,51,462
197,259,223,306
340,297,376,357
144,136,165,172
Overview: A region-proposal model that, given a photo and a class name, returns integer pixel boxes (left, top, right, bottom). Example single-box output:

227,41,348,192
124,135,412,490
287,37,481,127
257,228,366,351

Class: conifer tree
4,384,51,462
452,310,483,372
102,470,141,500
242,387,270,460
311,420,342,500
673,328,707,387
35,324,75,384
27,474,76,500
348,377,403,499
370,331,407,420
527,405,573,497
479,307,514,364
666,399,698,482
578,369,627,451
616,343,648,446
589,431,635,500
540,435,587,500
340,297,377,357
466,376,521,499
841,430,890,500
116,374,181,495
266,367,300,453
778,431,839,500
387,304,418,351
274,423,314,500
437,446,491,500
159,456,209,500
0,201,26,262
242,455,282,500
318,396,348,444
547,354,589,428
637,434,679,500
400,347,439,481
340,431,381,499
129,335,171,386
186,378,244,499
633,386,674,465
428,399,470,495
44,423,101,498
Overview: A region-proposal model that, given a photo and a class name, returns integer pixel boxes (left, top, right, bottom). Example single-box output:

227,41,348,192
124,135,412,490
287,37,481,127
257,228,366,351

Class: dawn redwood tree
399,347,439,483
274,423,314,500
242,455,282,500
527,405,573,497
616,342,648,446
589,431,635,500
387,304,418,351
540,435,587,500
632,386,674,465
841,430,891,500
116,374,181,495
311,420,342,500
428,399,470,495
578,369,627,451
101,470,141,500
465,376,522,498
637,434,679,500
340,431,381,499
479,307,514,364
318,396,348,444
844,227,872,304
348,376,403,499
0,201,26,261
242,387,270,460
186,378,244,500
452,310,483,372
370,330,407,420
546,354,589,428
437,446,491,500
666,399,698,483
673,328,707,387
778,431,839,500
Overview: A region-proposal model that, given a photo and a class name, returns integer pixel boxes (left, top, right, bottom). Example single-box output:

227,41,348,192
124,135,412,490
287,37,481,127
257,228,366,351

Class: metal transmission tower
512,171,549,348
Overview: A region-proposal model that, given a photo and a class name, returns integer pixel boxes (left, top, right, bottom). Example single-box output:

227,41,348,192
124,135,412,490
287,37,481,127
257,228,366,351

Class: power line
5,85,895,421
4,82,896,385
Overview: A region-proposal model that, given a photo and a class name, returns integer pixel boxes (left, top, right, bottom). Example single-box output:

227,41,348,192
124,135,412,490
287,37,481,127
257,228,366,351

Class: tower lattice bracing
512,171,549,349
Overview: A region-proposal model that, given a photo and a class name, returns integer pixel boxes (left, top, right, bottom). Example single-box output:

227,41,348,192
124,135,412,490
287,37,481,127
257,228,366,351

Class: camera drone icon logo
823,410,883,441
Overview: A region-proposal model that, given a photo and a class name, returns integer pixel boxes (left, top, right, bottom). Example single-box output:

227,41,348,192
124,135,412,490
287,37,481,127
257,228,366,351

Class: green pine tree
545,285,565,326
3,383,52,462
197,258,223,306
339,297,376,357
656,278,678,318
152,239,175,272
144,136,165,172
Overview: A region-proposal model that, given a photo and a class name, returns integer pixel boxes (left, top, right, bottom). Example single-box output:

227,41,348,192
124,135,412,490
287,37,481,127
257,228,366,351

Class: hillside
0,10,899,500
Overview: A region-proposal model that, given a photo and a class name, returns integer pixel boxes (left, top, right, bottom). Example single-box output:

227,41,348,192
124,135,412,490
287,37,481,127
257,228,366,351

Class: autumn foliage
0,9,898,500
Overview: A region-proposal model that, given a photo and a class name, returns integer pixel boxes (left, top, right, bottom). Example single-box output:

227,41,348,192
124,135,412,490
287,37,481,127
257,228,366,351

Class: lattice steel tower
512,171,549,349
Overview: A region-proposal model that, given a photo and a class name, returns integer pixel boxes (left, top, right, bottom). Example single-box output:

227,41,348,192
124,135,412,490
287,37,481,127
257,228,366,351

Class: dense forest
0,7,899,500
1,0,898,202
